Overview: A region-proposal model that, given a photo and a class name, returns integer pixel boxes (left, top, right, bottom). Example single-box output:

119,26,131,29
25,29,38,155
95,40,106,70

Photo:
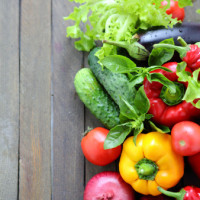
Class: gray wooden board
52,1,85,199
19,0,51,199
0,0,19,199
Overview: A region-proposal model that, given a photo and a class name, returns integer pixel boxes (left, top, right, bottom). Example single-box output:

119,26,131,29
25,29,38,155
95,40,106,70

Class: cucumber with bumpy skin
88,47,135,106
74,68,120,129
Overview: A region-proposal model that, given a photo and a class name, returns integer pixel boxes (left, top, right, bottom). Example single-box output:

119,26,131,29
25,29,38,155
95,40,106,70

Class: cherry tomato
161,0,185,21
188,152,200,179
81,127,122,166
171,121,200,156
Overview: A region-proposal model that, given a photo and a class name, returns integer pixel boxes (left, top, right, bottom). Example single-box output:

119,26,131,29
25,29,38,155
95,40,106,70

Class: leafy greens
65,0,193,59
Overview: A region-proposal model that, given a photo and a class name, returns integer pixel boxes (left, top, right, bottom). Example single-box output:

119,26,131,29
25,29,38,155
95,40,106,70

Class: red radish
84,171,135,200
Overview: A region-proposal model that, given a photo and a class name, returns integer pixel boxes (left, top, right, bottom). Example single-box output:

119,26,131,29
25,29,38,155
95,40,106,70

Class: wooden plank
0,1,19,199
185,1,200,22
19,0,51,199
52,1,84,199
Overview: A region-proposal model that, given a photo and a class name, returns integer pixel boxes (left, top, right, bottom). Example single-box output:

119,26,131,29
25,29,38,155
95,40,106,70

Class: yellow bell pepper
119,132,184,196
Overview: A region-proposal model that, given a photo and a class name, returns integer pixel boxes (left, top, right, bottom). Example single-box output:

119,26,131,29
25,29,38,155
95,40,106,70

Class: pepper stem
135,158,158,180
160,82,185,106
153,43,189,58
157,187,186,200
177,36,188,47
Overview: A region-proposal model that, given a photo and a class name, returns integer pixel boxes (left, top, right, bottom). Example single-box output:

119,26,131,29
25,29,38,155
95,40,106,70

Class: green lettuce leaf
177,62,200,108
65,0,192,57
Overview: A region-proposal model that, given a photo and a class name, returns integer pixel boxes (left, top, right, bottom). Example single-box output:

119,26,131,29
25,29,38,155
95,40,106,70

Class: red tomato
81,127,122,166
171,121,200,156
161,0,185,21
188,152,200,179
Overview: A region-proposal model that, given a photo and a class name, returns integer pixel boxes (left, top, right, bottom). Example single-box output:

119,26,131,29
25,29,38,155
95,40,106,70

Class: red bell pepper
182,44,200,71
154,38,200,71
188,152,200,179
158,186,200,200
143,62,200,127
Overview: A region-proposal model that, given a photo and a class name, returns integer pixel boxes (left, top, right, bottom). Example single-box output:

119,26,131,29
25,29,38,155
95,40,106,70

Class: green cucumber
88,47,135,106
74,68,120,129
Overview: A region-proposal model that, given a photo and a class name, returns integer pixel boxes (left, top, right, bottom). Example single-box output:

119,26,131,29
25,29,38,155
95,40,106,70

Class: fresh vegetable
65,0,193,60
188,152,200,179
74,68,120,129
88,47,136,106
138,22,200,51
158,186,200,200
119,132,184,196
176,61,200,108
81,127,121,166
102,39,150,61
103,85,151,149
154,37,200,71
171,121,200,156
161,0,185,21
143,62,200,127
83,171,135,200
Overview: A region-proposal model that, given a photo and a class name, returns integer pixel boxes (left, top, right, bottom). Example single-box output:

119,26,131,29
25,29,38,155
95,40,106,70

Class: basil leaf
101,55,137,73
149,121,170,133
149,73,176,94
147,66,172,73
148,38,175,66
104,122,133,149
133,122,144,145
130,74,146,87
119,98,138,120
134,85,150,114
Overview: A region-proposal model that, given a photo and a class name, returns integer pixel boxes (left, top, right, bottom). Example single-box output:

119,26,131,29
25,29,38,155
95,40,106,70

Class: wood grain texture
52,1,84,199
185,1,200,22
19,0,51,199
0,0,19,199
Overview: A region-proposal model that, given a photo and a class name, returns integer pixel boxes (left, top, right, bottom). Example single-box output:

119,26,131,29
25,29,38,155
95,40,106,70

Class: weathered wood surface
0,0,19,199
0,1,199,200
52,0,85,199
19,0,51,199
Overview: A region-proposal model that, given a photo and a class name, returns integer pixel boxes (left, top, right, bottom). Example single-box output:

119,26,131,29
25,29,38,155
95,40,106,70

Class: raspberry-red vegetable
84,171,135,200
143,62,200,127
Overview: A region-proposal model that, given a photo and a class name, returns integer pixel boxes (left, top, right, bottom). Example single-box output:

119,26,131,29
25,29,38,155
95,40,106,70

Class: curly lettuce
64,0,193,59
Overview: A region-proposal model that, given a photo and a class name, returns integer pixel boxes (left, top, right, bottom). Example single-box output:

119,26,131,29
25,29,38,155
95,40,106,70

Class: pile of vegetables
65,0,200,199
